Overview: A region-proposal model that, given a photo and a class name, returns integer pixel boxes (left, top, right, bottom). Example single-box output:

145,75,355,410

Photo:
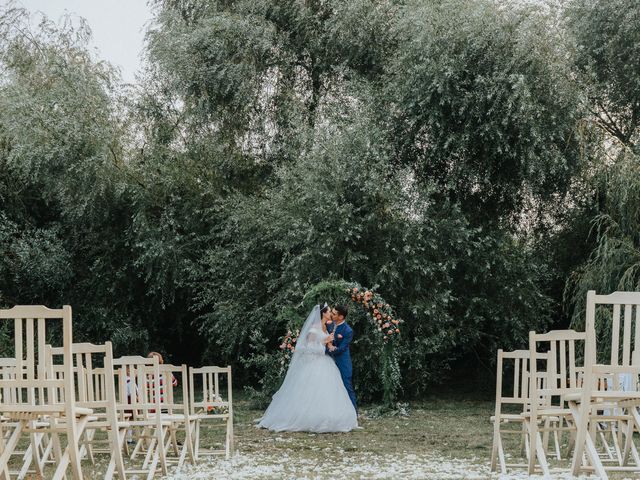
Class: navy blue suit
326,322,357,412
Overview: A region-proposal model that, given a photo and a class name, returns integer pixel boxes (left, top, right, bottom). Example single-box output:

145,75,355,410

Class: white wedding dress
258,305,358,433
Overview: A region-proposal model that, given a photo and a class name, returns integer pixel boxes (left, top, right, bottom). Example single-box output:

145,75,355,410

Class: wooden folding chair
0,305,92,480
188,366,234,460
0,357,51,479
46,342,128,479
155,363,195,468
527,329,587,476
571,291,640,479
491,349,533,474
113,355,169,479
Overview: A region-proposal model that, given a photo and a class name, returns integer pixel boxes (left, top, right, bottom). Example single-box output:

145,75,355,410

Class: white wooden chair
491,349,558,474
0,305,91,480
0,357,52,479
46,342,128,479
155,363,195,468
113,355,169,479
571,291,640,479
527,329,587,476
188,366,234,459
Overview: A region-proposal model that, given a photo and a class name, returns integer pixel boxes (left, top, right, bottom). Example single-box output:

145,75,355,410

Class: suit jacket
326,322,353,376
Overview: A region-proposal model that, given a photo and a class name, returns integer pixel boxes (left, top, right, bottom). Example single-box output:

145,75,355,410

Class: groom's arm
327,328,352,357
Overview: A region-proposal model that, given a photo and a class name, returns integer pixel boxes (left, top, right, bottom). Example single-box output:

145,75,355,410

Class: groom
326,304,357,412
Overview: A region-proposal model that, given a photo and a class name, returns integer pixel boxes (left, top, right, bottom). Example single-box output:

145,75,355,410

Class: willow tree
565,0,640,328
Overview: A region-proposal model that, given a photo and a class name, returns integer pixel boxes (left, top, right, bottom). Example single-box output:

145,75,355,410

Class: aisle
163,397,602,479
168,451,490,479
163,398,494,479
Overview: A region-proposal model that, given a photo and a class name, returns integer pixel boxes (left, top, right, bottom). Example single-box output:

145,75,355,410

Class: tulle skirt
258,353,358,433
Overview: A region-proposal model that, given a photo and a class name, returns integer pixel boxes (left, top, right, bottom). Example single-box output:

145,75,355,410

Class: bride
258,304,358,432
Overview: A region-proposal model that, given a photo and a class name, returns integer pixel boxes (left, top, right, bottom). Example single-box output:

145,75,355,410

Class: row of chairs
491,291,640,478
0,305,234,479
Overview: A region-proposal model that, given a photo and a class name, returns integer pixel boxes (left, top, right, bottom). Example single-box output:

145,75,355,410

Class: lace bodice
295,327,328,355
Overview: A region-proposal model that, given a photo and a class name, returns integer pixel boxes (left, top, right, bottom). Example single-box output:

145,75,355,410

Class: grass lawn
13,393,609,478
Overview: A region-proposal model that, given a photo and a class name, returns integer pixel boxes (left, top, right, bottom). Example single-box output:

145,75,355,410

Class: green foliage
4,0,637,401
567,153,640,328
567,0,640,152
565,0,640,332
388,0,582,222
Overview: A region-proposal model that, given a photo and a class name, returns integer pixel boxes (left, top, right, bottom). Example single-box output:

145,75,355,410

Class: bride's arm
296,330,327,354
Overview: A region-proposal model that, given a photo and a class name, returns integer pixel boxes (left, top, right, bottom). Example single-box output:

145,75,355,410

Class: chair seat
565,391,640,403
85,419,131,429
127,419,173,427
153,413,188,422
189,413,230,420
491,414,523,422
0,405,93,417
522,408,572,418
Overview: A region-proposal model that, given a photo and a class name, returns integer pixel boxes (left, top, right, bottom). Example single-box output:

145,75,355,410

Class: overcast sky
19,0,153,83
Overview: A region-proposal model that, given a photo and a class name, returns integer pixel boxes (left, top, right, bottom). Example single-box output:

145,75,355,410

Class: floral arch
279,280,402,407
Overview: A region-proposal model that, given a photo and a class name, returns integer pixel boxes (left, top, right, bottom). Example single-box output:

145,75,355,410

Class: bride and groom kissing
258,303,359,432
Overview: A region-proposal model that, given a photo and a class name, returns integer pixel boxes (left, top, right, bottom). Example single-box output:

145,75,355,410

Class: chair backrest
529,329,587,409
0,358,18,405
495,350,532,409
112,355,161,419
46,342,117,414
189,366,232,416
583,291,640,391
585,291,640,365
0,306,75,416
150,363,188,416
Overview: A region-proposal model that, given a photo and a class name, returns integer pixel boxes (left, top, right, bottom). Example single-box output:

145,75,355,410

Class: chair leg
157,425,168,475
490,420,499,472
194,420,200,461
185,419,196,466
141,437,156,470
67,416,89,480
226,415,234,458
51,447,71,480
570,402,590,476
0,421,23,475
170,428,180,456
542,418,551,454
0,423,11,480
111,428,127,480
50,431,66,479
83,429,96,465
553,425,561,460
610,422,623,465
29,422,44,478
535,431,551,476
527,418,537,474
497,434,507,474
145,446,159,480
627,408,640,467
